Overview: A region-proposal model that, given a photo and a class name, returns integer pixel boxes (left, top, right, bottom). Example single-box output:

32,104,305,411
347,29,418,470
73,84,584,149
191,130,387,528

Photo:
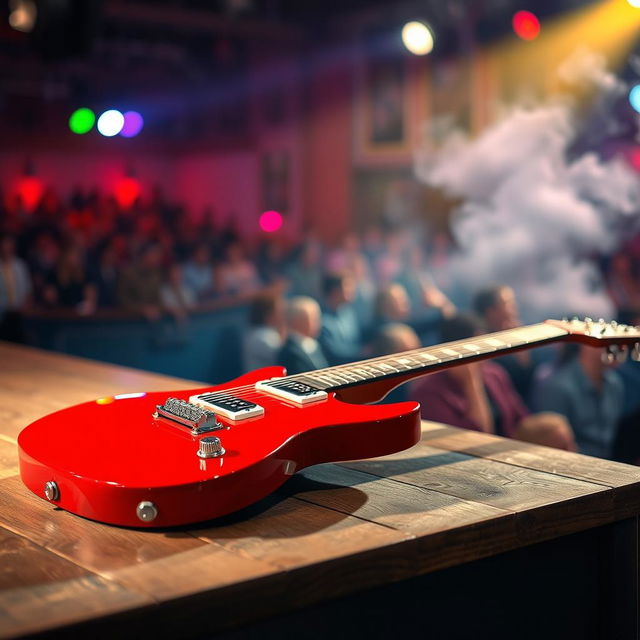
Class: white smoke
415,49,640,322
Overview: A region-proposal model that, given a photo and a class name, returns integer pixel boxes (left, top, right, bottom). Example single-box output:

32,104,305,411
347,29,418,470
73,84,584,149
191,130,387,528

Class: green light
69,108,95,134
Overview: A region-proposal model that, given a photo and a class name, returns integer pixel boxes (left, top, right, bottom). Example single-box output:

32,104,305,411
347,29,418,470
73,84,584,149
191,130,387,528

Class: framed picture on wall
353,31,425,165
261,151,290,215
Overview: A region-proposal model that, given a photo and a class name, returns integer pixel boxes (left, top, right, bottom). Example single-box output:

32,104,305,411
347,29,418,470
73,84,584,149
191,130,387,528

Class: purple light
259,210,283,233
120,111,144,138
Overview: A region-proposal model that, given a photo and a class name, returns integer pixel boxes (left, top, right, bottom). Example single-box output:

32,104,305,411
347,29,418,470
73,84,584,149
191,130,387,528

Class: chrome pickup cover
189,392,265,421
154,397,221,434
255,378,328,405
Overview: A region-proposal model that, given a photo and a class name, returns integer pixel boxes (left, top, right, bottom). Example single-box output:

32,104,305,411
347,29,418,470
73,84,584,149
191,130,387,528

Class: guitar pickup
189,392,265,421
255,378,328,405
154,397,222,434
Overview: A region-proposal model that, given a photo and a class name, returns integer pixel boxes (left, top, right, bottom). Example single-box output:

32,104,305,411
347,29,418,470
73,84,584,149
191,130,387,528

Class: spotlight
97,110,125,137
68,108,95,135
8,0,36,33
259,210,283,233
628,0,640,7
512,10,540,41
120,111,144,138
629,85,640,113
401,21,434,56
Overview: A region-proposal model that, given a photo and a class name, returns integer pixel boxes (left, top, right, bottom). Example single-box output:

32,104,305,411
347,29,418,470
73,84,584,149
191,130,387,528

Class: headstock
546,317,640,363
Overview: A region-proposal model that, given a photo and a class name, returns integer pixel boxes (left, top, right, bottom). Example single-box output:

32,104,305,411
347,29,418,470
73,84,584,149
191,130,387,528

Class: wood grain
340,440,616,543
0,440,17,480
194,492,408,570
1,342,202,439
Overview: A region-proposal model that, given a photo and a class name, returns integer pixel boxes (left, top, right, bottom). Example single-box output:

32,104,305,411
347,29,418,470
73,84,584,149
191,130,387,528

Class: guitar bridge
154,397,222,434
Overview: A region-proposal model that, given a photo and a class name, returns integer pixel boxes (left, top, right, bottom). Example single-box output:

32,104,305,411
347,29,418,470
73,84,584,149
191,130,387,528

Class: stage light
120,111,144,138
630,85,640,113
17,176,44,212
8,0,36,33
512,10,541,40
627,0,640,7
401,21,434,56
114,177,141,209
259,210,283,233
68,108,95,135
97,110,124,137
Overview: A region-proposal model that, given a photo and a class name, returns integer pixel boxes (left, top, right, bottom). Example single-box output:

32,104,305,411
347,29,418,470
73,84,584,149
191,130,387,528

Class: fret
417,352,440,363
429,348,461,363
300,322,569,392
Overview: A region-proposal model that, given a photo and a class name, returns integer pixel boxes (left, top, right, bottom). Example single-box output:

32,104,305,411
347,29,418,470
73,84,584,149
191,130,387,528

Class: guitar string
172,323,568,404
186,323,569,402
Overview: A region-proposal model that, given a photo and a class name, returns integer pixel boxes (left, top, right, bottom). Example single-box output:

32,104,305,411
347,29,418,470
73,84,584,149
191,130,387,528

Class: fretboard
293,322,569,391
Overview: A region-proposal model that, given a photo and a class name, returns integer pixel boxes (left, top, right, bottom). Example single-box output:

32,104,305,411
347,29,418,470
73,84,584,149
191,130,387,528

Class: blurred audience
474,285,536,405
278,296,328,374
243,292,285,371
409,314,576,451
533,343,624,459
319,271,362,366
0,233,32,341
1,185,636,463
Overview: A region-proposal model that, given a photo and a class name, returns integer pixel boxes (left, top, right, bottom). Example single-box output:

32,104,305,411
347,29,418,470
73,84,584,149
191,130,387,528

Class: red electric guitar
18,318,640,527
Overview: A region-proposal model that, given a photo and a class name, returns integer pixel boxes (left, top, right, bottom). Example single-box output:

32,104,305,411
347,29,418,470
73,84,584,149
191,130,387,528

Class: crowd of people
2,186,640,463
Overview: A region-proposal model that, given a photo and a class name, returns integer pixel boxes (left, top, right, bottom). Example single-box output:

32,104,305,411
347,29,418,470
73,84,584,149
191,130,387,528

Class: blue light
629,85,640,113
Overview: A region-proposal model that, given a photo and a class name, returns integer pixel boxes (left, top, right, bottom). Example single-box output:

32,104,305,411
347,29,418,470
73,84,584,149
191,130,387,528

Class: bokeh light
259,210,283,233
114,177,141,209
512,10,540,41
401,21,434,56
68,108,95,135
120,111,144,138
97,110,125,137
630,85,640,113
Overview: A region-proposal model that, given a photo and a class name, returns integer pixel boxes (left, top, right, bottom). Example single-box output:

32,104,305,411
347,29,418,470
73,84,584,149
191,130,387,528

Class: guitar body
18,367,421,528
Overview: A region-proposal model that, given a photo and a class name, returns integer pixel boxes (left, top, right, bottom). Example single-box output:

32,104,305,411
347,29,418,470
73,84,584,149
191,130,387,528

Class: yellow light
402,21,435,56
8,0,36,33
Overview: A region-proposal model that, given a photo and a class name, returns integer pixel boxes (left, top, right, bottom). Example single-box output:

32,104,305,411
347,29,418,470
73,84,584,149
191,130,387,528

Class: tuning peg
631,344,640,362
602,347,616,365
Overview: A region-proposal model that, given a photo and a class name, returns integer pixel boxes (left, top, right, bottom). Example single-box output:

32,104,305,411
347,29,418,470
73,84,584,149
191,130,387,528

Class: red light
114,177,141,209
259,210,283,233
512,10,540,40
17,176,44,212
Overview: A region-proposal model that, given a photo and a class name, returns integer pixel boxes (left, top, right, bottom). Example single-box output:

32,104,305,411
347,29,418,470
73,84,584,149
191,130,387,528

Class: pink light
259,210,283,233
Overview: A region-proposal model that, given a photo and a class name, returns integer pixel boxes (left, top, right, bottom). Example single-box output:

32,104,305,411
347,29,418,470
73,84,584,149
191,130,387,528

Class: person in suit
278,296,328,375
319,271,362,366
243,291,285,372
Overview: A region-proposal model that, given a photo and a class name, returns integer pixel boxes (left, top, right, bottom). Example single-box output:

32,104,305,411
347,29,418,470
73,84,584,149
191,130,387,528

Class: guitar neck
294,322,569,392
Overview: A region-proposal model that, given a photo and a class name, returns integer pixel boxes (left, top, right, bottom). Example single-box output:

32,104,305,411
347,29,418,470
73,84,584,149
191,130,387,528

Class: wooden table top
3,341,640,639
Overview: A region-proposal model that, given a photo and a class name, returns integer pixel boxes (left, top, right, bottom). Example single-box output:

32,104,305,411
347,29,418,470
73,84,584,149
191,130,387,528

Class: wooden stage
1,342,640,639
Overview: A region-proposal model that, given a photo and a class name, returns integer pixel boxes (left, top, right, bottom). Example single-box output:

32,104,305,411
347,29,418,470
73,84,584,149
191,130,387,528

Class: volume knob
197,436,225,458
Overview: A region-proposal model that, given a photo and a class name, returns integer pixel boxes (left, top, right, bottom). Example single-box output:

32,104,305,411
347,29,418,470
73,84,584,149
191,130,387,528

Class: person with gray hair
277,296,329,374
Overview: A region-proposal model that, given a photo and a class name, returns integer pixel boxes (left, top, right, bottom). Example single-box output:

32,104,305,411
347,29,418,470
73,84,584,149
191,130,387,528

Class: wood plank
0,476,207,574
279,464,520,573
0,526,87,590
420,422,640,488
0,440,17,480
419,422,640,521
339,440,615,544
194,492,409,570
0,575,151,640
0,342,202,440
